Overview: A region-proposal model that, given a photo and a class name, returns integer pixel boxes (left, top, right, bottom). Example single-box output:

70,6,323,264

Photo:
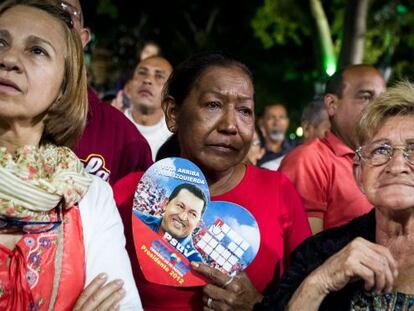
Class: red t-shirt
73,88,153,185
279,131,373,229
114,164,311,311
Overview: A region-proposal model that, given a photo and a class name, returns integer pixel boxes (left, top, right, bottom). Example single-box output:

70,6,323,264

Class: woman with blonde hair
256,81,414,310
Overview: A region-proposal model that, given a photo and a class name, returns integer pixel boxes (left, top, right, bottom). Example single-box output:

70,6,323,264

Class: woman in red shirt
114,53,311,311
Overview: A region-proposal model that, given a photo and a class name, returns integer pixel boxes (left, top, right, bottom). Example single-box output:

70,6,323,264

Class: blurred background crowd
82,0,414,140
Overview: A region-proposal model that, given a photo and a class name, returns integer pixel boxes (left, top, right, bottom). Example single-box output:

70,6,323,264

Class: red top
114,164,311,311
73,87,153,185
0,207,85,310
279,131,373,229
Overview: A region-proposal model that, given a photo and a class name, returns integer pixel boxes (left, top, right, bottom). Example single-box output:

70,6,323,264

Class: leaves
97,0,118,19
251,0,311,47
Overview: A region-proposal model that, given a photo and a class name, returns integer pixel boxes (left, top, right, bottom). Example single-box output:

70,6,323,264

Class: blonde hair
0,0,87,148
356,81,414,146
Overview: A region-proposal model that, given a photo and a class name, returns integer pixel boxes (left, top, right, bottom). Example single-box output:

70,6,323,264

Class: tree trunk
339,0,369,68
309,0,336,76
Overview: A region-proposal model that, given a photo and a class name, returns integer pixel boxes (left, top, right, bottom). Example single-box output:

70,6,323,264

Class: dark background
80,0,414,136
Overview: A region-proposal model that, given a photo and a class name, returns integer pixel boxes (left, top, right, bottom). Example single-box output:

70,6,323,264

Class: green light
325,62,336,76
323,54,337,76
396,4,407,15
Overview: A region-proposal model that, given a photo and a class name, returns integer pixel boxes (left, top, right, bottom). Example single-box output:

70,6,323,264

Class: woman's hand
191,262,263,311
287,237,398,311
314,237,398,293
73,273,126,311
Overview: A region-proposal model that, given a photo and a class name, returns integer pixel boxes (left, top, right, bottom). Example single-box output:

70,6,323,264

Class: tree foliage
251,0,311,47
82,0,414,133
251,0,414,81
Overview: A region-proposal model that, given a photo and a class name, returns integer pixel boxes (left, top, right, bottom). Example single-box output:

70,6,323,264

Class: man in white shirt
125,56,173,160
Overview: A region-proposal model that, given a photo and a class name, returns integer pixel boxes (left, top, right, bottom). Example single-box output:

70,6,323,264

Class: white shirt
260,155,285,171
125,109,172,161
80,176,142,310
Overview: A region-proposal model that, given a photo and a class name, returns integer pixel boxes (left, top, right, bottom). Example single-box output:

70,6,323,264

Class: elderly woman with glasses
255,81,414,311
0,0,141,310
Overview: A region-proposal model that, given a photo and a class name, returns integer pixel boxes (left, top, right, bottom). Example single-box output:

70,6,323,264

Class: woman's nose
386,148,410,175
0,49,22,73
218,107,237,134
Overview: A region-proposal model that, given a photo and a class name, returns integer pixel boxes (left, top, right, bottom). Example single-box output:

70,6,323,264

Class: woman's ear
80,27,91,48
163,96,178,133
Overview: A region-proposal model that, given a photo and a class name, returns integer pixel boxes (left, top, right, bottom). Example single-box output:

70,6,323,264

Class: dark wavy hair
163,52,253,108
157,53,254,159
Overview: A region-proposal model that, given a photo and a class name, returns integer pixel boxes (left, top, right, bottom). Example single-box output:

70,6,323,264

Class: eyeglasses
60,1,82,22
356,142,414,166
0,205,62,234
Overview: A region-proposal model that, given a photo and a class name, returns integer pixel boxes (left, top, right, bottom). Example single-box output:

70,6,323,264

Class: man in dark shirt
60,0,153,185
257,104,296,169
